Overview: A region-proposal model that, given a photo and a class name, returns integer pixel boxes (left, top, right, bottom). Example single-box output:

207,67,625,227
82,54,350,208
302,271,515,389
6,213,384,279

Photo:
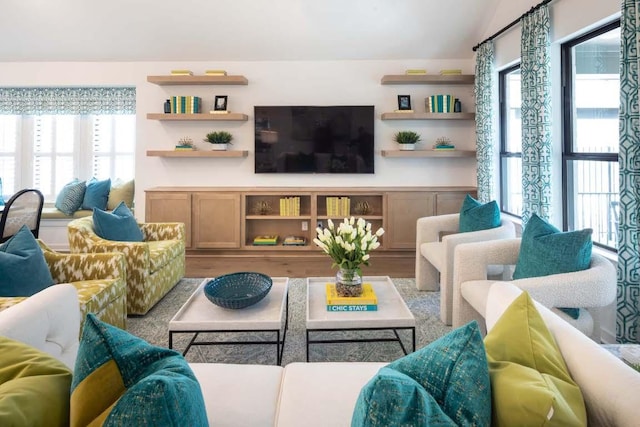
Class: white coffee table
169,277,289,365
306,276,416,362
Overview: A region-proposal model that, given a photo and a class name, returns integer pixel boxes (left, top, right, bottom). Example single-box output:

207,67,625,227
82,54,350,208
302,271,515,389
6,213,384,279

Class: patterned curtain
617,0,640,343
520,5,552,224
0,87,135,115
474,41,496,203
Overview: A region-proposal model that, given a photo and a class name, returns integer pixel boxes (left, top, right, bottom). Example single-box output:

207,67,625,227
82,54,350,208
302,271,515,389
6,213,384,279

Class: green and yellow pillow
484,291,587,426
70,314,208,426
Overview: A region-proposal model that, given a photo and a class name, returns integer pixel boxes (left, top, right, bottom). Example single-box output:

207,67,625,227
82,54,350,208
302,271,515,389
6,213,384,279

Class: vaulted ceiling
0,0,502,62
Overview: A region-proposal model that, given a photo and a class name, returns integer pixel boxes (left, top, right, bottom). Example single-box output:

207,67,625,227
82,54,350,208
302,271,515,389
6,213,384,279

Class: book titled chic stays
325,283,378,311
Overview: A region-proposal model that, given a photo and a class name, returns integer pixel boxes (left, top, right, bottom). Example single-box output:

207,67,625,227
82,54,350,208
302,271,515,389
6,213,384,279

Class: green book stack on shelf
253,235,278,246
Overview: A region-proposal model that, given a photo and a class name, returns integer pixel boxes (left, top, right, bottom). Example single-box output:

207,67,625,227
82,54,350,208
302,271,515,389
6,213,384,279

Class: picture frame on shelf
214,95,228,112
397,95,411,111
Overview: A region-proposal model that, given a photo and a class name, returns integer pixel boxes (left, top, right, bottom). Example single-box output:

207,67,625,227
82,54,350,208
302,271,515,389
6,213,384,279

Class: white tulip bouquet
313,217,385,274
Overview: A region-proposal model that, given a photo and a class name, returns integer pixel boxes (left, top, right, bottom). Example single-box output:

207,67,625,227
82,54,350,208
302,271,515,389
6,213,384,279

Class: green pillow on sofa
484,291,587,426
352,321,491,426
70,314,208,427
0,335,72,427
458,194,501,233
0,225,54,297
93,201,143,242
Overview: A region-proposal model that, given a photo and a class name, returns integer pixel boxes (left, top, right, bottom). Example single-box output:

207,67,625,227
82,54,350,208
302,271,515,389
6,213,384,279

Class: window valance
0,87,136,115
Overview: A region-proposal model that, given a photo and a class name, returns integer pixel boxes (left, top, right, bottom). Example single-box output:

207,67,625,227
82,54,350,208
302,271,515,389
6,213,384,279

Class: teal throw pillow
55,179,86,216
352,321,491,426
81,178,111,211
513,214,592,280
0,225,54,297
93,201,143,242
459,194,501,233
71,314,208,427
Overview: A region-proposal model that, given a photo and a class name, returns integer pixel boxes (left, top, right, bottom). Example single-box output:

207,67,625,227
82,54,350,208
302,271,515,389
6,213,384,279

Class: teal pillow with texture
55,179,86,216
513,214,592,280
459,194,501,233
0,225,54,297
71,314,208,427
93,201,143,242
352,321,491,426
81,177,111,210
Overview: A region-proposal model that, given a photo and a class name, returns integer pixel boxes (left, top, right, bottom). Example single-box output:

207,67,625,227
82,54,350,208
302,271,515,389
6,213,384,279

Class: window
499,64,522,217
0,87,135,202
562,21,620,249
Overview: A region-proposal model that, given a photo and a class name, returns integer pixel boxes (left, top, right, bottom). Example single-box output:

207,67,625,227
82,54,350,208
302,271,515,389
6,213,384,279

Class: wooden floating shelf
381,112,475,120
147,75,249,85
146,113,249,121
381,74,475,85
381,150,476,158
146,150,249,158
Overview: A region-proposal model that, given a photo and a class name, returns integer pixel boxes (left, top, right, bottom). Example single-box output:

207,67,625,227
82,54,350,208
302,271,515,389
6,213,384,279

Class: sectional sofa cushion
92,201,143,242
484,291,587,426
0,335,72,427
458,194,501,233
352,321,491,426
81,177,111,211
70,314,208,427
55,179,86,215
0,225,54,297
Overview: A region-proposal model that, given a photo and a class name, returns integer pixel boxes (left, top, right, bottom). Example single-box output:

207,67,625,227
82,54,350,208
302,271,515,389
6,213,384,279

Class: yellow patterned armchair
68,216,185,315
0,240,127,330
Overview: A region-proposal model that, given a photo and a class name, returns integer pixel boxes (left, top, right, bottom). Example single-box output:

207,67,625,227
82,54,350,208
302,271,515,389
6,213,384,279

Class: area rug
126,278,451,365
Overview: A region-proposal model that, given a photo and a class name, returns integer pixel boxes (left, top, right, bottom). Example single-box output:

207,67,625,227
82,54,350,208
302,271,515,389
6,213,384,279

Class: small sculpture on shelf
433,136,455,151
353,201,372,215
175,137,195,151
253,200,272,215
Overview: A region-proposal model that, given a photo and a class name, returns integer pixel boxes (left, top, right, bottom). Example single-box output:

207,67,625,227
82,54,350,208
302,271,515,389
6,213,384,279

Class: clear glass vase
335,267,363,297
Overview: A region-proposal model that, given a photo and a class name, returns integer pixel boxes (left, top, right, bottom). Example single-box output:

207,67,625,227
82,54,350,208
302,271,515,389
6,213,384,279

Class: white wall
0,59,477,213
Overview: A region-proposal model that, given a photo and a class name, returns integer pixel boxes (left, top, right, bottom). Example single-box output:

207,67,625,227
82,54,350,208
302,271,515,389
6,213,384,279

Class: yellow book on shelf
170,69,193,75
205,70,227,76
394,109,414,113
439,69,462,75
325,283,378,305
405,69,427,75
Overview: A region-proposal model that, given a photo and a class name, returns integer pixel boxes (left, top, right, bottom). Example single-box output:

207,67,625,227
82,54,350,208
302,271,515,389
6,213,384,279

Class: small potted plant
204,131,233,151
393,131,420,151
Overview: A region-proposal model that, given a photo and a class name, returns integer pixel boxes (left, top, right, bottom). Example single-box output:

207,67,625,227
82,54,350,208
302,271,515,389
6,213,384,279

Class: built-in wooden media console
146,186,477,277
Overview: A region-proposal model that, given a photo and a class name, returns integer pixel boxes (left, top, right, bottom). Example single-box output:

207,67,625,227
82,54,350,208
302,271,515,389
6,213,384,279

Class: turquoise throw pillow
55,179,86,216
93,201,143,242
0,225,54,297
352,321,491,426
81,178,111,210
71,314,208,427
459,194,501,233
513,214,592,280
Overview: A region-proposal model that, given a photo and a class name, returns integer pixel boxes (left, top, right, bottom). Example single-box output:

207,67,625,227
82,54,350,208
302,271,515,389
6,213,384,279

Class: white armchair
452,238,616,341
415,213,516,325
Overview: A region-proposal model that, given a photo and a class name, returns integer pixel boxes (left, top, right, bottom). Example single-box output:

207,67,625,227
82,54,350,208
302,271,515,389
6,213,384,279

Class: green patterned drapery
474,41,496,203
0,87,135,115
617,0,640,343
520,5,552,224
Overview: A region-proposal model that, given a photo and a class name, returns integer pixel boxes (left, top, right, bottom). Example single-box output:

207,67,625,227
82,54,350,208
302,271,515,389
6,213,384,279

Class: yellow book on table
325,283,378,305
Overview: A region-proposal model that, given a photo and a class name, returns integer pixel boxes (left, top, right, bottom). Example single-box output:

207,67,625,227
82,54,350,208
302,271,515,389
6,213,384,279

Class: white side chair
415,214,516,325
452,238,616,341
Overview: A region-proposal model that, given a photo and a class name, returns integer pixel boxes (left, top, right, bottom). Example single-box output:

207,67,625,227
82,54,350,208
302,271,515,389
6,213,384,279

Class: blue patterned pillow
459,194,501,233
71,314,208,426
93,201,143,242
0,225,54,297
81,178,111,210
352,321,491,426
513,214,592,280
55,179,86,216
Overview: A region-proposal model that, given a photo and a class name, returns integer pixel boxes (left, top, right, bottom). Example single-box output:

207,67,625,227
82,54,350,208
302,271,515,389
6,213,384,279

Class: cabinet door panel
435,191,475,216
193,193,241,249
386,192,435,249
145,192,192,248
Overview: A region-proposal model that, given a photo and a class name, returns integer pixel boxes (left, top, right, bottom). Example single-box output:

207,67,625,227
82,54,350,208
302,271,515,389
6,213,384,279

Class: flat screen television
254,105,375,174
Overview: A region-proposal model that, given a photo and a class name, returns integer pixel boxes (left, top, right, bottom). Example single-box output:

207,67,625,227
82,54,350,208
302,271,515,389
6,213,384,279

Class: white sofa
0,283,638,426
